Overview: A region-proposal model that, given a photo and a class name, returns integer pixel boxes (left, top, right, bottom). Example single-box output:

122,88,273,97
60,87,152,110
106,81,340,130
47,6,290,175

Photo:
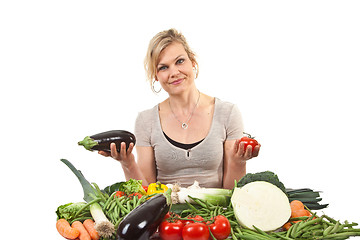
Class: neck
168,88,200,113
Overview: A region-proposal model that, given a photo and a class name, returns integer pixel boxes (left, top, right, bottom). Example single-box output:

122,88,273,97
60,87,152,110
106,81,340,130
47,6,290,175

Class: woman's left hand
232,139,261,161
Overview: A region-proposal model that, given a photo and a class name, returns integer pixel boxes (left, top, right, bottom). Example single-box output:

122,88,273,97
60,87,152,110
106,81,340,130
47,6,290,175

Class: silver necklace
169,90,201,129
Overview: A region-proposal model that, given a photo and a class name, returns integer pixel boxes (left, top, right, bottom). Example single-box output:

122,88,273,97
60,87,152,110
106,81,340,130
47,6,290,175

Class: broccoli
236,171,287,194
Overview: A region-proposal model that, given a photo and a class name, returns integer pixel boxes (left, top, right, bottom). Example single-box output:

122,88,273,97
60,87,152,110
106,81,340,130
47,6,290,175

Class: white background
1,1,359,239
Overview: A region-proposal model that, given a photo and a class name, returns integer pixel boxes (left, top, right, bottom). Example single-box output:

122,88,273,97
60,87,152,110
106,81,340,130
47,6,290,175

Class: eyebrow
157,54,184,67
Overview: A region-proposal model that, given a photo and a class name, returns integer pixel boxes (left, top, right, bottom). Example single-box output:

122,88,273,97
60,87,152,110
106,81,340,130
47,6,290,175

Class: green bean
185,200,201,212
289,216,310,221
200,207,211,213
323,225,334,236
271,232,293,240
224,210,234,217
323,214,338,224
114,204,119,219
126,198,132,211
73,197,101,218
115,216,124,229
181,209,193,216
192,198,208,208
329,221,341,234
228,219,238,226
294,216,323,233
342,222,358,228
103,192,117,209
116,197,129,215
241,229,274,240
339,228,360,233
289,221,301,238
131,196,137,209
108,200,117,212
252,225,274,239
136,195,146,207
234,227,243,235
91,182,107,202
322,232,360,238
231,227,238,240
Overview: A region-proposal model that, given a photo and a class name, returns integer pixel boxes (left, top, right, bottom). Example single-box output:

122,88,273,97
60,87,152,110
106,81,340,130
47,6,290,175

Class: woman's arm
222,139,260,189
136,146,157,185
98,142,156,185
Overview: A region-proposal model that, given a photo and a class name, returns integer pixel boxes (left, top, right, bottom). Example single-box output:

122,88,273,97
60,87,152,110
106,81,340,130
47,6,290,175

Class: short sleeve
225,104,244,140
134,110,152,147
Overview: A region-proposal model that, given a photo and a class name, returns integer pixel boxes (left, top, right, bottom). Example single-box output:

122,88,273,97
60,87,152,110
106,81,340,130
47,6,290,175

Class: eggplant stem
78,136,99,150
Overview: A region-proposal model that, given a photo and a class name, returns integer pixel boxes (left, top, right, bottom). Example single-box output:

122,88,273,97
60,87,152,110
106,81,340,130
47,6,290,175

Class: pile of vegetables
56,159,359,240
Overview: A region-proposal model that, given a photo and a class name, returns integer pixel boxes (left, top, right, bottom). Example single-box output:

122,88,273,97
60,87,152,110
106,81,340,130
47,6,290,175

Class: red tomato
208,215,231,240
159,219,184,240
182,215,204,225
182,222,209,240
142,185,148,192
128,192,142,199
164,212,180,220
240,132,258,153
115,191,125,198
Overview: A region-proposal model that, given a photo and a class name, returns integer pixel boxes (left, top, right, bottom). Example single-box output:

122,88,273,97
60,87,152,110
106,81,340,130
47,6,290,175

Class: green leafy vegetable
56,202,91,223
60,159,115,238
236,171,287,194
103,179,147,196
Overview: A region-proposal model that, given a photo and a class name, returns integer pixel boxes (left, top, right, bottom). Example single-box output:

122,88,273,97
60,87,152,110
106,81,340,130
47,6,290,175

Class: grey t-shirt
134,98,244,188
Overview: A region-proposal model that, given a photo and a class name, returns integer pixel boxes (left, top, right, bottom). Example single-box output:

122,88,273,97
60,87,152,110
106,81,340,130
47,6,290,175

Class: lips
170,78,184,85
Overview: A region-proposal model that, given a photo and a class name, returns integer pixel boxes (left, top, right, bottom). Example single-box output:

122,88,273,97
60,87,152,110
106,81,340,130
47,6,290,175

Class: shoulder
134,105,159,140
214,98,239,115
137,105,158,120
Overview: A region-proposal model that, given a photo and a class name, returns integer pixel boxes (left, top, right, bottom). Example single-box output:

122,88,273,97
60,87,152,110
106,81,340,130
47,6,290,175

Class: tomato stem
243,132,255,139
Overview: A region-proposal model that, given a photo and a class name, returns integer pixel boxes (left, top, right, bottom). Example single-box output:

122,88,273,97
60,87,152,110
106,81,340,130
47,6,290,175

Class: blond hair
144,28,199,91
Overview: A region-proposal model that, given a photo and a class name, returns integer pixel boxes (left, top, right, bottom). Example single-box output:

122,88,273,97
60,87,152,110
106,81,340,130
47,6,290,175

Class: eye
158,65,167,71
176,58,185,64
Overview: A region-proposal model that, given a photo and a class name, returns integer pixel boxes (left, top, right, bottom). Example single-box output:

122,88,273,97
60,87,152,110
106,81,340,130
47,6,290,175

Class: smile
170,78,184,85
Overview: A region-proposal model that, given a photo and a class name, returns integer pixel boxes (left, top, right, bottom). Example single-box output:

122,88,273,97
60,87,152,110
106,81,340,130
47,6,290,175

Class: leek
167,181,232,206
60,159,115,237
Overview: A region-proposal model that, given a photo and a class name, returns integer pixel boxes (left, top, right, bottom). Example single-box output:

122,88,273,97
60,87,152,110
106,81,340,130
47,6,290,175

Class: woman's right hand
98,142,135,165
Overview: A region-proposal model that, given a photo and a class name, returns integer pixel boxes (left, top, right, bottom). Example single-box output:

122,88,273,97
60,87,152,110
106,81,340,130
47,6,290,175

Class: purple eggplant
78,130,136,153
116,191,171,240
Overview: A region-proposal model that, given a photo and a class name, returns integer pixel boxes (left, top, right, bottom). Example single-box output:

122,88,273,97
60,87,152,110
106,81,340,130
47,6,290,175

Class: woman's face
156,42,195,94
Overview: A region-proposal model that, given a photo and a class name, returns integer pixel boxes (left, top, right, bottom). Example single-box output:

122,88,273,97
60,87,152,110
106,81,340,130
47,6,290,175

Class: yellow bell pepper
147,181,168,195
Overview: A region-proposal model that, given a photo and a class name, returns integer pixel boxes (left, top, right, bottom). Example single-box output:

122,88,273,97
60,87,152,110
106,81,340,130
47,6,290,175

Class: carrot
56,219,80,240
291,208,311,218
71,221,91,240
83,219,100,240
290,200,304,211
283,200,313,231
282,222,292,231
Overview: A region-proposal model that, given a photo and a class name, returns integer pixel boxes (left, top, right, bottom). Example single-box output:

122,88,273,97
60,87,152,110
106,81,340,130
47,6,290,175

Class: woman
99,29,260,189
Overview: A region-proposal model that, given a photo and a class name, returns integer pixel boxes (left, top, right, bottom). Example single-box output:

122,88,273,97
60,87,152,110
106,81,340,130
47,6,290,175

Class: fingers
234,140,261,161
98,150,111,157
110,142,118,159
252,144,261,157
233,139,240,154
109,142,133,161
243,145,253,159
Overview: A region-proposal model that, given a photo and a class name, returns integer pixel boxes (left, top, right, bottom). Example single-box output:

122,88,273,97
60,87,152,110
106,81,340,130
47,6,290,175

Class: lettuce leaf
103,179,147,196
56,202,91,222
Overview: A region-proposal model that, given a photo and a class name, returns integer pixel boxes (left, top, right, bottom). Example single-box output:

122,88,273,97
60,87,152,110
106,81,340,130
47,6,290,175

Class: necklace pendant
181,123,188,129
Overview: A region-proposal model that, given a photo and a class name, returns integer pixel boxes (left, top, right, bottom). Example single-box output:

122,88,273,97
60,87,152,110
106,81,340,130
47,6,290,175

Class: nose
169,65,180,78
